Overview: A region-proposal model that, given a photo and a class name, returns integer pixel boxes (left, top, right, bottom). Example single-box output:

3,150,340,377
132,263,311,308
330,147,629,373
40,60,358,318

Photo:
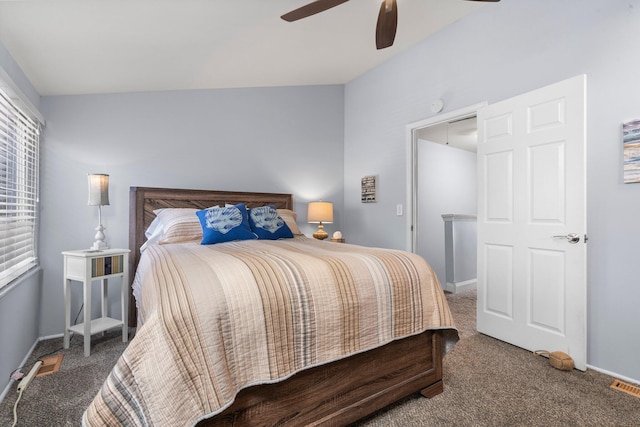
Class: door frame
405,102,487,253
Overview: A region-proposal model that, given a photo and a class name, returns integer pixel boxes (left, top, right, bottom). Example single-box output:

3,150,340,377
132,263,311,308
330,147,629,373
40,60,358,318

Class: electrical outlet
396,204,403,216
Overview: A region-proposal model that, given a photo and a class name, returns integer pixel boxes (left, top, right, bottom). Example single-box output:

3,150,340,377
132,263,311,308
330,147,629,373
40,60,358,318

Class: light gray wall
416,139,476,286
0,270,40,400
38,85,345,337
0,43,42,398
344,0,640,382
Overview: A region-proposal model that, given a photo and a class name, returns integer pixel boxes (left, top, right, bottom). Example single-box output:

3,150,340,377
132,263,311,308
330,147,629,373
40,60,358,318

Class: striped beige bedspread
83,236,456,426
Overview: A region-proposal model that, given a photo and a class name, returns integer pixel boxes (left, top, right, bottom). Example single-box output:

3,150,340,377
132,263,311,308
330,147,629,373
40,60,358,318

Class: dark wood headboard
128,186,294,326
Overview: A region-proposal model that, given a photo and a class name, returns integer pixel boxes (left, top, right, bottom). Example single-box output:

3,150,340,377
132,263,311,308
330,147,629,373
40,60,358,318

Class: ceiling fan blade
376,0,398,50
281,0,350,22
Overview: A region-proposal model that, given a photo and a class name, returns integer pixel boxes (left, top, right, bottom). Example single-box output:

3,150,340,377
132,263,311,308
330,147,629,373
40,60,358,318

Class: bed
83,187,458,426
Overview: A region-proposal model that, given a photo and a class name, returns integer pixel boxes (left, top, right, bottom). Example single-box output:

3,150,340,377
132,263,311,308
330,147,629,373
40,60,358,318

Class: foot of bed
420,380,443,398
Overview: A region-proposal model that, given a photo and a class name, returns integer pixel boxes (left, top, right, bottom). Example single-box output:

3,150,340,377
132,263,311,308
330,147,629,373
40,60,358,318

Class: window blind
0,89,40,289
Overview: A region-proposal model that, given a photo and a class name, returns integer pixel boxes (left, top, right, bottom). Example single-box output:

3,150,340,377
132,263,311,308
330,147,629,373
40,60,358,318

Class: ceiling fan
281,0,501,50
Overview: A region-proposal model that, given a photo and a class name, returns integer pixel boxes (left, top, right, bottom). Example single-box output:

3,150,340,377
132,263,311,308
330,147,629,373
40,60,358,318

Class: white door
476,75,587,370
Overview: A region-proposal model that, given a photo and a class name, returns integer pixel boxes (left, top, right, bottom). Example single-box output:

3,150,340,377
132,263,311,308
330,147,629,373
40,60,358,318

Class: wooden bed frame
129,186,445,426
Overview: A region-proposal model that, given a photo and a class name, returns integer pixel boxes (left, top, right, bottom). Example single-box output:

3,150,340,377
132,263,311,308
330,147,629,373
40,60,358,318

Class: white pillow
155,208,202,244
140,217,164,252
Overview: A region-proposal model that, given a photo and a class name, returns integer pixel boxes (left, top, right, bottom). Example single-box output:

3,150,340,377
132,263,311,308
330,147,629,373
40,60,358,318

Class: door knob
553,233,580,244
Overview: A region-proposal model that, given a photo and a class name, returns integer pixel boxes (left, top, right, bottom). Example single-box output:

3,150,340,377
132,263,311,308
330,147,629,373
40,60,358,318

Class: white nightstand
62,248,130,356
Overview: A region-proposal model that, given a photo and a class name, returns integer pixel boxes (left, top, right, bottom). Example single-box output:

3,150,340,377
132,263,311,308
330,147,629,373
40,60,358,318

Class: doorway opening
405,103,485,292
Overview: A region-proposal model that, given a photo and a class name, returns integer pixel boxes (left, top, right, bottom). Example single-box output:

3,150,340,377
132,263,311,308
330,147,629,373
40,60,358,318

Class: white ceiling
0,0,486,96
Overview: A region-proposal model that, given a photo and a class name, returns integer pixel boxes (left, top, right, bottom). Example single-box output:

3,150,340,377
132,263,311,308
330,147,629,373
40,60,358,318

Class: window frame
0,79,42,290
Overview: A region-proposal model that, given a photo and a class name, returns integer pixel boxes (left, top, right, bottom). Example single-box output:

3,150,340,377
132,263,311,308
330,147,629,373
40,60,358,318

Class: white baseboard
444,279,477,293
587,364,640,386
39,332,64,341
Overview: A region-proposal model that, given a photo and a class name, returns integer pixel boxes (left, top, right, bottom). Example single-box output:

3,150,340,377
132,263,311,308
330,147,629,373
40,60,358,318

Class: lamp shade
308,201,333,223
88,174,110,206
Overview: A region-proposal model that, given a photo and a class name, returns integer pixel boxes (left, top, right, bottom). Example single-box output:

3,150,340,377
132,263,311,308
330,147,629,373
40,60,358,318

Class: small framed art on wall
361,175,377,203
623,119,640,184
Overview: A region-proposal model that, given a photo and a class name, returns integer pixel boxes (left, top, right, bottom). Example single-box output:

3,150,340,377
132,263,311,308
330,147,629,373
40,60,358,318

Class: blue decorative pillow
196,204,257,245
248,205,294,240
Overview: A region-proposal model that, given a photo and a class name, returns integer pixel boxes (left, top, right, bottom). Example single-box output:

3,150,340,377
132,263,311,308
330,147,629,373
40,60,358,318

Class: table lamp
308,201,333,240
88,173,110,250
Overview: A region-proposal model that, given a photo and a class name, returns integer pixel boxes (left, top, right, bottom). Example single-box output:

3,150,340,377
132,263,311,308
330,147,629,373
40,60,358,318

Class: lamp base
92,221,108,250
313,224,328,240
91,240,109,250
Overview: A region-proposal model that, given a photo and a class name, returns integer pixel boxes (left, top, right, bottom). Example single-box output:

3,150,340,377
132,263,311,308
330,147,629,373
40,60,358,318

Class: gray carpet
0,332,128,426
2,289,639,426
357,290,640,426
